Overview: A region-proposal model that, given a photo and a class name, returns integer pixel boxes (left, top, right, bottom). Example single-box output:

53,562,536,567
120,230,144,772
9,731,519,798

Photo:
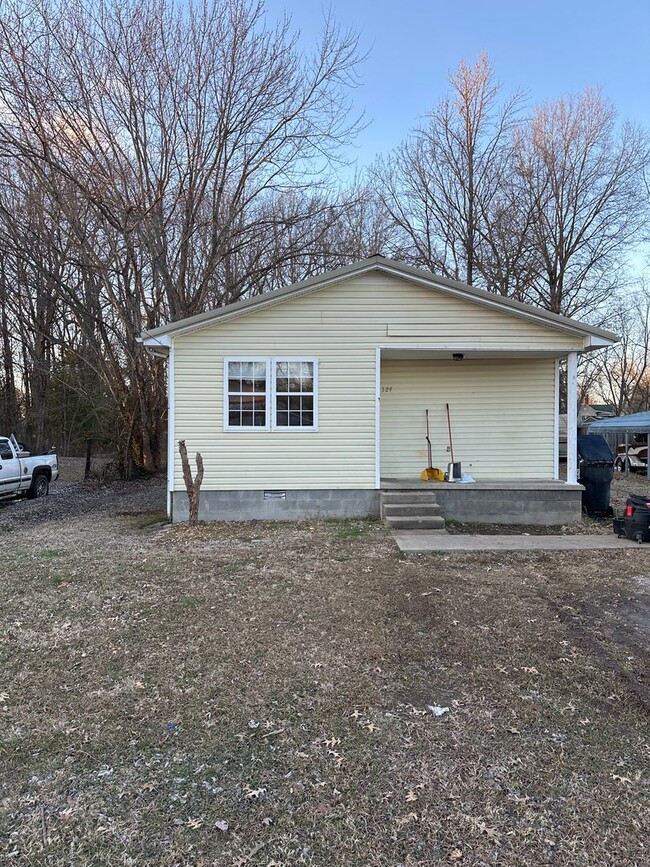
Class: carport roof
589,411,650,434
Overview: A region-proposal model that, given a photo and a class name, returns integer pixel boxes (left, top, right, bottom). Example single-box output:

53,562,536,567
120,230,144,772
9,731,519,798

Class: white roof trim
140,333,171,358
140,257,619,346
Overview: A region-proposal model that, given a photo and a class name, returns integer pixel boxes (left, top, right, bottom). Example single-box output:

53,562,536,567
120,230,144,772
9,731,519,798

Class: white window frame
270,358,319,432
223,357,271,432
223,357,318,432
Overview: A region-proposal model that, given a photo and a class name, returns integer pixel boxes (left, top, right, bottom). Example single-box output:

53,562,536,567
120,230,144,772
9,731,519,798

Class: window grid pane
274,361,315,428
227,361,268,427
227,360,315,430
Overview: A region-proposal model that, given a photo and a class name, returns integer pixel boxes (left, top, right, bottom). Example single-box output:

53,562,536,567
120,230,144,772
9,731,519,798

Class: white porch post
375,347,381,489
167,342,175,519
566,351,578,485
553,359,560,480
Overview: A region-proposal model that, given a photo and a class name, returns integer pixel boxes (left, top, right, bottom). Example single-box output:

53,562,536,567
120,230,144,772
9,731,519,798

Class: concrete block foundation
171,488,380,522
171,482,582,525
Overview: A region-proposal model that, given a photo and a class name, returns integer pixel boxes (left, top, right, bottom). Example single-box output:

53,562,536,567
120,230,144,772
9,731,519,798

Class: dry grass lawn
0,477,648,865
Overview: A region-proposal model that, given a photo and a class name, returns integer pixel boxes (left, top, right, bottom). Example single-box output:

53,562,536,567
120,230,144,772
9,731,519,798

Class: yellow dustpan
420,409,445,481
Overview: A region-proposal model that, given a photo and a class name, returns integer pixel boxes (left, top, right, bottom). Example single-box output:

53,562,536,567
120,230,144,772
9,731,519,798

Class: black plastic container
577,435,615,515
615,494,650,542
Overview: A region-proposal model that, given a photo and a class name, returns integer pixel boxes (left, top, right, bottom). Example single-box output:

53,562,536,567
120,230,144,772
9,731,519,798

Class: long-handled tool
446,403,454,464
446,402,461,481
420,409,444,481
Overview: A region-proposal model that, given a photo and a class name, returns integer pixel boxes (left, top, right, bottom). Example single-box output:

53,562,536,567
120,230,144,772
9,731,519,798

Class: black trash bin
577,435,615,515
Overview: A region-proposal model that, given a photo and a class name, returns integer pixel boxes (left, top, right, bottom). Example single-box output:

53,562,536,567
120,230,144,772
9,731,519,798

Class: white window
225,359,269,430
224,358,318,431
273,360,316,429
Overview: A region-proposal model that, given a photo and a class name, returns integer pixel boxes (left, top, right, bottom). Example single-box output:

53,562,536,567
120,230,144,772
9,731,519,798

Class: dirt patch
446,519,604,535
0,481,648,865
543,576,650,711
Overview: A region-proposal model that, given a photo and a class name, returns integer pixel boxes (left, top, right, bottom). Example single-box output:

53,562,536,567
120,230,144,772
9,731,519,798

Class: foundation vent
264,490,287,500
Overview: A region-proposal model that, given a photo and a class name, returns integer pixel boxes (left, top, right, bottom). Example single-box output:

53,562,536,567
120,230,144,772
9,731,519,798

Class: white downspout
566,351,578,485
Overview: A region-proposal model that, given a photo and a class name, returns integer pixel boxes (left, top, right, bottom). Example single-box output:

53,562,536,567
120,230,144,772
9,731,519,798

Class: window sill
223,427,319,433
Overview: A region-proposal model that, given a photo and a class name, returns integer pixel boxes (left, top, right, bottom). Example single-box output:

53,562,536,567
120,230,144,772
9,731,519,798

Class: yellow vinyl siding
172,272,577,490
380,358,555,479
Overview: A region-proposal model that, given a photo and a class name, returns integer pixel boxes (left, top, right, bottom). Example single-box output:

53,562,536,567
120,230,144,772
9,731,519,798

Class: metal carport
589,411,650,478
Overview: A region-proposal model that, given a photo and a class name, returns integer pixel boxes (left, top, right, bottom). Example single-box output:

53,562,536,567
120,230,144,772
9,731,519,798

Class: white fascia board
583,334,618,350
142,334,171,358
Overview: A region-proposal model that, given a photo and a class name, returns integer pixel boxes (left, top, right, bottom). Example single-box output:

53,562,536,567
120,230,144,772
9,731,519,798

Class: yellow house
139,256,617,524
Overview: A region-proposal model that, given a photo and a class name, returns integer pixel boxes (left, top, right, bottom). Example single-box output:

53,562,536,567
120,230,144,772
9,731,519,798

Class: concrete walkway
393,531,636,553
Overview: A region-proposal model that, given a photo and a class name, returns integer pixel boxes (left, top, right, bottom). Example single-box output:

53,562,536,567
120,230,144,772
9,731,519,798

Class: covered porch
375,347,583,524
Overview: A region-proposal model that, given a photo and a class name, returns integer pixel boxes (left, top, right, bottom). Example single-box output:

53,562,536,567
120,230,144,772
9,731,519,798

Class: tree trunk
178,440,204,526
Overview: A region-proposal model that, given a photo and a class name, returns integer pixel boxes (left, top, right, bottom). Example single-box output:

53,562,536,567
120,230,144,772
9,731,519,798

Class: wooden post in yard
178,440,204,526
84,438,92,480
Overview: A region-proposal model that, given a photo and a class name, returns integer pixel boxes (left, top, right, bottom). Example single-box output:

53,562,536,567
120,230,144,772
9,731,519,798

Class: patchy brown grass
610,469,650,511
0,484,648,865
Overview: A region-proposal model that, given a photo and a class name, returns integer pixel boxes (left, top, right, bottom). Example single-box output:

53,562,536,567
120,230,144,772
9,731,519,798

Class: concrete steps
380,490,447,532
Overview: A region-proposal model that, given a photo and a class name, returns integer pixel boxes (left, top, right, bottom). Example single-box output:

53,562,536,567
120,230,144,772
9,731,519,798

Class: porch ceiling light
452,353,464,361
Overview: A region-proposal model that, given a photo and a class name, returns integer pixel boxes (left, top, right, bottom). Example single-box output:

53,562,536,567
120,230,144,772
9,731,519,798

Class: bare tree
372,61,649,323
519,89,649,317
372,54,528,290
587,291,650,413
0,0,364,467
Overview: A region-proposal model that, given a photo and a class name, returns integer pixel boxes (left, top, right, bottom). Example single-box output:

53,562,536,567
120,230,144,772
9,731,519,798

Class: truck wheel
28,473,49,499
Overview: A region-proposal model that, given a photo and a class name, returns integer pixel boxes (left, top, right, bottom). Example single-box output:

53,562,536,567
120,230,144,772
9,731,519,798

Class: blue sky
263,0,650,170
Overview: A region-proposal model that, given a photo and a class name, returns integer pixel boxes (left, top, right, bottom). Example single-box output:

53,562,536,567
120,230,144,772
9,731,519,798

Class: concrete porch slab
393,531,633,553
381,478,582,490
381,478,584,525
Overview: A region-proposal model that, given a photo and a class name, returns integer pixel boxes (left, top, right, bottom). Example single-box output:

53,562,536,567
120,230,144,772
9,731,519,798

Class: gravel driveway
0,475,166,527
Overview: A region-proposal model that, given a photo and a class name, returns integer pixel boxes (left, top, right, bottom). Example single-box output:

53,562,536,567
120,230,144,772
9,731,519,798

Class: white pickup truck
0,434,58,500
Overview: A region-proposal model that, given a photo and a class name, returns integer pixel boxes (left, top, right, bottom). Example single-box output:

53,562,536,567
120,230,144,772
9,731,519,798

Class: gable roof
140,255,618,346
